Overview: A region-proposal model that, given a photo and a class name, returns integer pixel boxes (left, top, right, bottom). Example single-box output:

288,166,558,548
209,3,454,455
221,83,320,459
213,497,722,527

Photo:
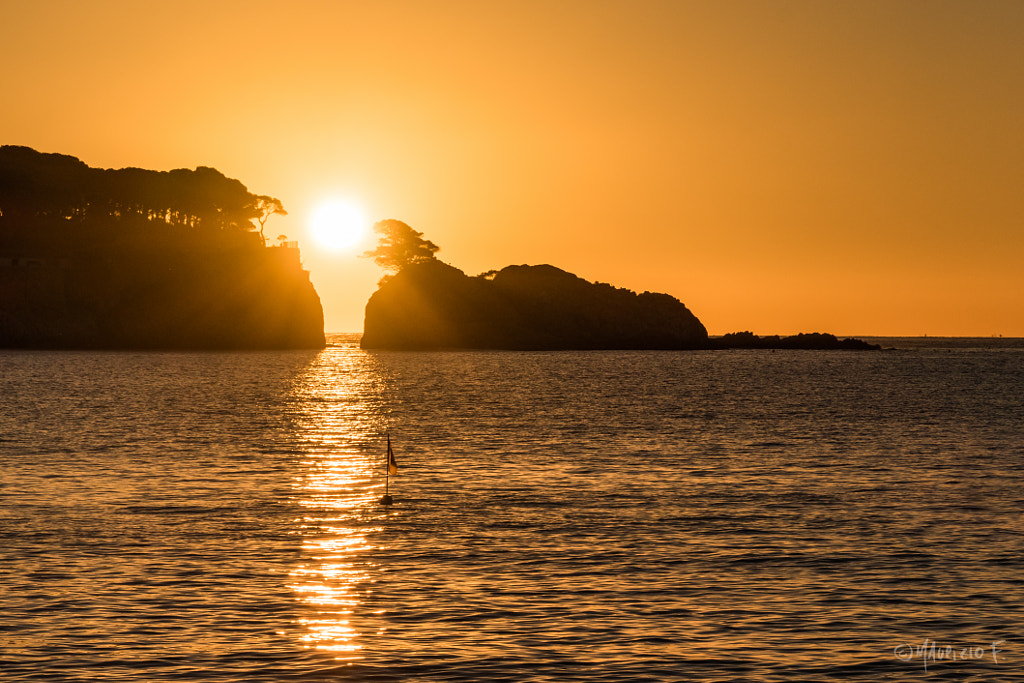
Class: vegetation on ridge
0,145,284,255
362,219,440,273
0,147,323,349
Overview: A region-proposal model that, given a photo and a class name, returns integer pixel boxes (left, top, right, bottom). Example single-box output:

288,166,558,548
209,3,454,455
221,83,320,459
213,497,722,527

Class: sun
309,199,367,250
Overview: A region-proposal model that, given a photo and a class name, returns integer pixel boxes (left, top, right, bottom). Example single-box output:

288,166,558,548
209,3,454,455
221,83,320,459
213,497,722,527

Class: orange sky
4,0,1022,335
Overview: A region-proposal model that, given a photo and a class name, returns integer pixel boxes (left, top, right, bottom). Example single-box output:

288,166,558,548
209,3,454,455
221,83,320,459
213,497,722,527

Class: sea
2,334,1022,682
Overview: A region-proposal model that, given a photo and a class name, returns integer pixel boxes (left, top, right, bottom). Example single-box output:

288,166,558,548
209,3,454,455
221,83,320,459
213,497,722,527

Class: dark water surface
2,336,1022,681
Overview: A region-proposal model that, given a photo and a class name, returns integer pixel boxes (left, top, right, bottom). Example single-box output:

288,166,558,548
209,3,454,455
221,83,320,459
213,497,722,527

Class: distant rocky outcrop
712,331,881,350
0,146,325,349
361,260,708,350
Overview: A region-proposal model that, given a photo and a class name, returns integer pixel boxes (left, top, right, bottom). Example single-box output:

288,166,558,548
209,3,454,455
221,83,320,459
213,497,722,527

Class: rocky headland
359,218,880,352
0,146,325,349
361,259,708,350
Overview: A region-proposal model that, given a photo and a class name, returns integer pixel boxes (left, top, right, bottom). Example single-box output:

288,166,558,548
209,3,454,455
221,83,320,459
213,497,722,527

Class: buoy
381,494,393,506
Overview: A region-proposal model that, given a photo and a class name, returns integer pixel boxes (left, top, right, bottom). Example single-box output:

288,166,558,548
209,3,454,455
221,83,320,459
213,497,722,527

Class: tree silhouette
362,219,440,272
255,195,287,244
0,146,271,251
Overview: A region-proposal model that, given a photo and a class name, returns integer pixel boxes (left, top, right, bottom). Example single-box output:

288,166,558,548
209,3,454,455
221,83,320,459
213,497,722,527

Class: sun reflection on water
287,339,390,659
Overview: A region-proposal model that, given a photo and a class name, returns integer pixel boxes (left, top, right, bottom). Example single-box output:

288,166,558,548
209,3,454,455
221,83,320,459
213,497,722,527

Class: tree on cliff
254,195,287,243
362,219,440,272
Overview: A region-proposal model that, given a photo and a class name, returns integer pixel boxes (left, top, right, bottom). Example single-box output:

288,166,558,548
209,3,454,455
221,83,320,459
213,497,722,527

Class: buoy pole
381,431,394,506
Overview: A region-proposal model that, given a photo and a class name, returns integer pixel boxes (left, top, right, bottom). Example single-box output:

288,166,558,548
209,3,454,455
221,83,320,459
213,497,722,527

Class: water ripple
1,340,1022,680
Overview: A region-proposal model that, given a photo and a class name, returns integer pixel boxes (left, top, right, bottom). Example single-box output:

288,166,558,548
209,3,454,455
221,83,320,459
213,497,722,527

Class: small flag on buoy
382,432,397,506
387,434,399,475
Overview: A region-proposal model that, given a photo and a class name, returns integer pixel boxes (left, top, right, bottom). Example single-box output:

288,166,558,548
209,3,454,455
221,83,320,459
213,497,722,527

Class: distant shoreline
324,333,1024,351
856,336,1024,350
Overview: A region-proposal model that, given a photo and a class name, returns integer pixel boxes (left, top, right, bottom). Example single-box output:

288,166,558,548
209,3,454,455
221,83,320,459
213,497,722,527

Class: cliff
361,260,708,350
0,246,325,349
0,146,325,349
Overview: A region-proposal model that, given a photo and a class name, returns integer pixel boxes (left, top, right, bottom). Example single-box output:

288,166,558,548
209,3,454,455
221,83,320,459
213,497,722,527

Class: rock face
0,146,325,349
0,246,326,350
361,260,708,350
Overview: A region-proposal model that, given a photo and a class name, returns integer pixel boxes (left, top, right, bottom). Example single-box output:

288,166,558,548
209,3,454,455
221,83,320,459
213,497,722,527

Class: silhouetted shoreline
0,146,325,350
359,258,880,351
361,260,708,350
710,331,881,351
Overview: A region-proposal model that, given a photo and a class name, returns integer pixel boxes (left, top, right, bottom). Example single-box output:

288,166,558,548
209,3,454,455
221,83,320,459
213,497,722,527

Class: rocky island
0,146,325,349
362,258,708,350
711,331,880,351
360,219,879,352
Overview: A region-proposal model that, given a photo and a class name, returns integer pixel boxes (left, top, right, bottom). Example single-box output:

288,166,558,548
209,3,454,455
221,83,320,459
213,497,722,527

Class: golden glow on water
4,345,1022,681
289,454,379,658
287,342,390,660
